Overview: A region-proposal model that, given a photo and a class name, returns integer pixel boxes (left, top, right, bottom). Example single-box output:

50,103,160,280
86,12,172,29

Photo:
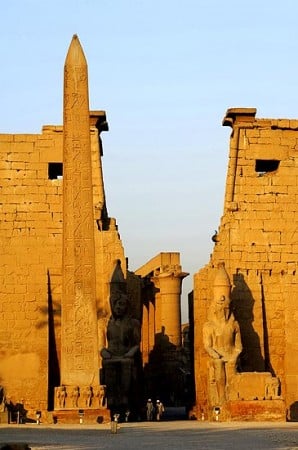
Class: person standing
155,400,164,421
146,398,154,421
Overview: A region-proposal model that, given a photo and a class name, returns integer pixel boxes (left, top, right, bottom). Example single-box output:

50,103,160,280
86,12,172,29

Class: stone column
153,268,188,347
142,303,149,364
61,35,99,386
148,299,156,352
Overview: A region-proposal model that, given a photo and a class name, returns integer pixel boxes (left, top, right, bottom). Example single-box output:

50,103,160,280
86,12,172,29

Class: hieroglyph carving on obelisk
61,35,99,386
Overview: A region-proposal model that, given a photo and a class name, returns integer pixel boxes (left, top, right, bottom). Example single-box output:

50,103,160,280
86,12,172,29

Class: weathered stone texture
0,131,61,410
194,108,298,420
61,35,99,387
0,118,126,418
1,36,191,422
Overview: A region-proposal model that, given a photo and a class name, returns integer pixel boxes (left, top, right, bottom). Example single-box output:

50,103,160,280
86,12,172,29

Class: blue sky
1,1,298,321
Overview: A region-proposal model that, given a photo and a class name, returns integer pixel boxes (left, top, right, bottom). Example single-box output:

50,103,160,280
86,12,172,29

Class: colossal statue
203,263,242,405
100,288,141,417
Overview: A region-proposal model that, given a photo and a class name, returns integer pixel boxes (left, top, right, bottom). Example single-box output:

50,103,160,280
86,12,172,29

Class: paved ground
1,421,298,450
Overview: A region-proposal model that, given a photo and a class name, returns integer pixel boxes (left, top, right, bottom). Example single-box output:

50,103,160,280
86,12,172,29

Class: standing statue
203,263,242,405
100,287,141,418
83,385,93,407
265,376,280,400
56,385,66,409
70,386,80,408
94,385,106,408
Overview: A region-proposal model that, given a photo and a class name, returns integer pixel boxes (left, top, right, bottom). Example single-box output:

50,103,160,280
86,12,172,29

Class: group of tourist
146,398,165,421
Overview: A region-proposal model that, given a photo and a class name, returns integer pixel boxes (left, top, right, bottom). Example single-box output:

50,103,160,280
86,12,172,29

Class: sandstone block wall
0,122,126,417
0,128,63,411
194,108,298,420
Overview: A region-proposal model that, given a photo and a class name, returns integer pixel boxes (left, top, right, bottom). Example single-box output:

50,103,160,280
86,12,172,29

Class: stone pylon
60,35,99,387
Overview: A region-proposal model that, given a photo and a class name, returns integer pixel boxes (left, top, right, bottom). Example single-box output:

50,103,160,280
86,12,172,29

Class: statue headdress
110,259,127,295
213,262,231,299
109,260,128,311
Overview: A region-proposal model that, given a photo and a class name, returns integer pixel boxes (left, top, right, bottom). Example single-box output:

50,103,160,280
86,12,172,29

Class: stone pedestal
52,408,110,424
205,371,286,421
222,399,286,421
54,384,109,424
229,372,281,401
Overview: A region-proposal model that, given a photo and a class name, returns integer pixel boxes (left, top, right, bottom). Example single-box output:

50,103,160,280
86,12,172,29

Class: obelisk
61,35,99,386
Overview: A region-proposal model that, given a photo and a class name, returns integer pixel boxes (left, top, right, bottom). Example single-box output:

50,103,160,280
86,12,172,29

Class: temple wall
193,109,298,420
0,122,126,416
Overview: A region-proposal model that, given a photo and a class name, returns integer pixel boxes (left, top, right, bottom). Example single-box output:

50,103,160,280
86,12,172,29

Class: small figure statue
265,376,280,399
56,385,66,409
70,386,80,408
83,386,93,407
203,263,242,405
94,385,106,408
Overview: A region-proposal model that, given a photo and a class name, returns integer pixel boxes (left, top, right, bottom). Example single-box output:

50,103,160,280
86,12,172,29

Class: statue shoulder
125,316,140,327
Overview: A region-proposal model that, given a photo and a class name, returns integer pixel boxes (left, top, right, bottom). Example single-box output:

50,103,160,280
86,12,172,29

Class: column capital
151,267,189,294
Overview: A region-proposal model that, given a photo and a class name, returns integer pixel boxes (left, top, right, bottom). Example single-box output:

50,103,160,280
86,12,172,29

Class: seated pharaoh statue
203,263,242,406
100,286,141,418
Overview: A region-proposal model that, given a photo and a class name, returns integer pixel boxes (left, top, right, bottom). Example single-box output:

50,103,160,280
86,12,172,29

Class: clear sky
1,1,298,322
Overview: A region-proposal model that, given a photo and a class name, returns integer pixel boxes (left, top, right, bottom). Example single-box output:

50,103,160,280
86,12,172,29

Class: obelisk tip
65,34,87,67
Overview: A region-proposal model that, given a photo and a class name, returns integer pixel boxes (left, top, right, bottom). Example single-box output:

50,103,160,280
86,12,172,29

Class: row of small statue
55,385,106,410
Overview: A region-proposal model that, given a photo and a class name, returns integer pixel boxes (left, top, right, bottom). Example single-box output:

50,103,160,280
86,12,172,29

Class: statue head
110,290,129,319
214,294,231,313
